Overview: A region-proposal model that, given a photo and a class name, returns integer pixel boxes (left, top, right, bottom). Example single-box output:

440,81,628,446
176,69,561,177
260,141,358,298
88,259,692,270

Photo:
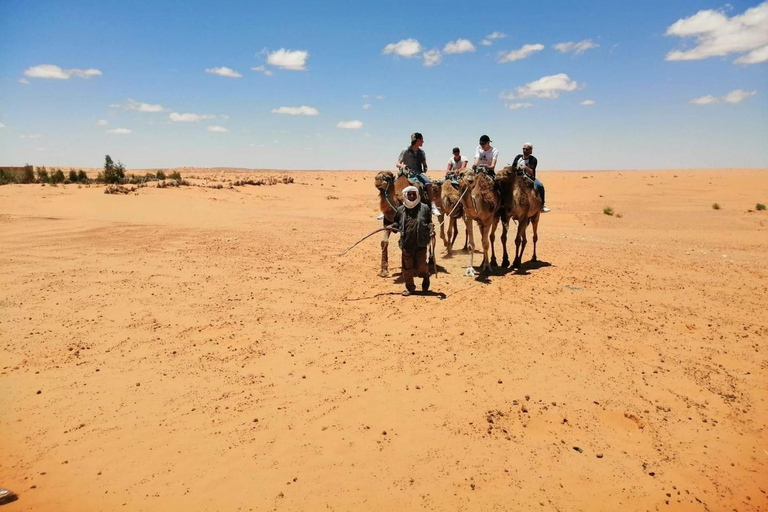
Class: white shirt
447,155,467,171
474,146,499,168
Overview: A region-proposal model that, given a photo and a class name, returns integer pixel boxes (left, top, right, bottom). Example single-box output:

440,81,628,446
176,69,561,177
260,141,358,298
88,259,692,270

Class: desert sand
1,169,766,512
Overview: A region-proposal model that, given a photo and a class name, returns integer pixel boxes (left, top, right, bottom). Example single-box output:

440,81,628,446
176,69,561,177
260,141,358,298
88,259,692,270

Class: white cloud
337,120,363,129
376,95,385,100
497,44,545,63
207,125,229,133
506,103,533,110
19,78,30,85
107,128,132,134
169,112,216,122
0,122,5,128
735,44,768,64
501,73,581,99
97,119,109,126
20,134,42,139
723,89,757,103
110,99,165,113
266,49,309,70
362,104,371,110
580,100,596,106
553,40,599,54
251,65,274,76
690,95,719,104
423,49,442,67
23,64,102,80
205,67,242,78
271,106,320,116
481,32,506,46
665,2,768,64
443,39,476,54
692,89,757,104
382,38,422,58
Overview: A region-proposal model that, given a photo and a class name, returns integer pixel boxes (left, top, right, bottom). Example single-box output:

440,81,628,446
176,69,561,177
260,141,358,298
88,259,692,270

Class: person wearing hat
396,132,441,217
387,185,434,296
473,135,499,176
512,142,550,212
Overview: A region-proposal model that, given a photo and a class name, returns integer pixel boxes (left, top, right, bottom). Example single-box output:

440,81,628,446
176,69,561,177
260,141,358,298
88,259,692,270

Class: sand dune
1,169,766,511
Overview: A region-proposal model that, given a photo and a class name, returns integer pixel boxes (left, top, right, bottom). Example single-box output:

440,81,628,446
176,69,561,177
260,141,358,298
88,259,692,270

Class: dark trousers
401,247,429,291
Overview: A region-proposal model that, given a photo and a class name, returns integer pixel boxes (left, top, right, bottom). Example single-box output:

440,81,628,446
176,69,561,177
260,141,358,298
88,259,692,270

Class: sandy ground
1,169,767,512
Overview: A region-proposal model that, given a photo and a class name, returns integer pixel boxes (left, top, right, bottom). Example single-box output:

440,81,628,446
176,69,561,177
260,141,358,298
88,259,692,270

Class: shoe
431,205,441,217
376,213,385,220
422,276,430,291
542,206,551,213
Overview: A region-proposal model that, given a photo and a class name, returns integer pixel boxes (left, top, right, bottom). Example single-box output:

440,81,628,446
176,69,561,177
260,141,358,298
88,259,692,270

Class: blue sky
1,0,766,170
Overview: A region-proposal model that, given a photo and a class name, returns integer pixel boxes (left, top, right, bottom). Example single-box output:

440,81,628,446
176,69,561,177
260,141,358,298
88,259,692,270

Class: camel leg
513,219,529,269
446,215,456,255
438,213,448,247
462,216,470,251
480,222,491,273
379,230,391,277
464,218,476,277
490,218,499,270
513,220,525,269
501,221,510,268
490,216,500,269
530,212,540,262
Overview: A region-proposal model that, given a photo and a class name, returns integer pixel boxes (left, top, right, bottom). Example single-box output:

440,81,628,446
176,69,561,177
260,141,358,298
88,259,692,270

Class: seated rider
397,132,441,217
511,142,550,213
445,147,467,184
473,134,498,177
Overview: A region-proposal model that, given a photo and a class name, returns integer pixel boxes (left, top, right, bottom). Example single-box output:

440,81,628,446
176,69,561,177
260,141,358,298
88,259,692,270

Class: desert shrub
51,169,65,184
156,170,166,180
756,203,766,211
0,170,6,185
69,170,78,182
102,155,125,184
168,170,182,181
712,203,720,210
37,167,49,183
22,165,35,183
77,170,88,182
603,206,614,216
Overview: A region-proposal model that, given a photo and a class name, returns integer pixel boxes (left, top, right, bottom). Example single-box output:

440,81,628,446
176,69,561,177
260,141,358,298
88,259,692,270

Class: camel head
374,171,395,192
457,167,476,193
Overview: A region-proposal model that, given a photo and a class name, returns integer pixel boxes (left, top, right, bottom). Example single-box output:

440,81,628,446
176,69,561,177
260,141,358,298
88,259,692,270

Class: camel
495,166,543,269
373,170,425,277
456,167,500,276
434,178,470,255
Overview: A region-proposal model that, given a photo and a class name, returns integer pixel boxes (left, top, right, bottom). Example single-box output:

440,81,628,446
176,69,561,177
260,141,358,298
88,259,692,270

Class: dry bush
104,184,135,195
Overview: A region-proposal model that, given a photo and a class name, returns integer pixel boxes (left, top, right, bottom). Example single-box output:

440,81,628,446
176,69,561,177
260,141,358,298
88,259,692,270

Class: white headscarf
402,186,420,209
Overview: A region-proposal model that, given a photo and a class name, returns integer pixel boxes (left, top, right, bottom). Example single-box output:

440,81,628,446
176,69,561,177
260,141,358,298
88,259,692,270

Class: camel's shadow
466,259,552,281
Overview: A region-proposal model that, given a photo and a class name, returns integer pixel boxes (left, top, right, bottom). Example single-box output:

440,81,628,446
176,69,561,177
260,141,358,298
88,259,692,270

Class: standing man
512,142,550,212
473,135,499,176
397,132,441,217
389,186,434,296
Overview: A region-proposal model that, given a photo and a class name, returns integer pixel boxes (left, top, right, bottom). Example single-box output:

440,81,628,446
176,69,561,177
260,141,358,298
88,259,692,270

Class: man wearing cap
388,185,434,296
473,135,499,177
396,132,441,217
512,142,550,212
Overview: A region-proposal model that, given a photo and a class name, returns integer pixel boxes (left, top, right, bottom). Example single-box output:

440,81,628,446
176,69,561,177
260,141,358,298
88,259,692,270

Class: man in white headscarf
388,185,434,296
